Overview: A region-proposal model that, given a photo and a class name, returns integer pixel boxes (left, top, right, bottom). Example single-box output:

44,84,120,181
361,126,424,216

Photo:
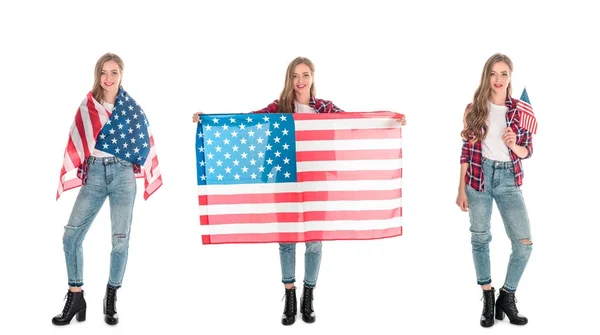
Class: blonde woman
193,56,405,326
54,53,160,326
254,57,342,326
456,53,533,327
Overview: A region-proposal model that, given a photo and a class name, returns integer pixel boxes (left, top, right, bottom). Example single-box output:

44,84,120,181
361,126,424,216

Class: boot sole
52,308,86,326
480,321,494,328
509,320,528,325
281,317,296,326
302,316,316,323
496,307,527,325
105,317,119,325
52,318,86,325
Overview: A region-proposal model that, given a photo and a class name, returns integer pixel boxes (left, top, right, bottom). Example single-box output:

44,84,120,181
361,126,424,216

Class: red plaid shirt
460,95,533,192
252,96,344,113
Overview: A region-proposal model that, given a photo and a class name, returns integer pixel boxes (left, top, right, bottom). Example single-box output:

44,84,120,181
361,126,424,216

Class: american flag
196,112,403,244
57,88,162,200
517,88,537,134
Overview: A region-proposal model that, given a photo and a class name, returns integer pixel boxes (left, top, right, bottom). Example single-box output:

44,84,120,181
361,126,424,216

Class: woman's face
292,63,313,96
100,60,121,96
489,61,511,96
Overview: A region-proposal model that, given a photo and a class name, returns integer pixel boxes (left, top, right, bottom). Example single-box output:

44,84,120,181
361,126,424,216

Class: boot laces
62,292,73,314
480,290,494,314
106,287,117,314
282,288,296,316
303,288,314,313
507,293,520,313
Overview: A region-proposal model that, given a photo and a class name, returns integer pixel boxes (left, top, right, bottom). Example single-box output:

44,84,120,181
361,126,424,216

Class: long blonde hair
461,53,513,141
278,57,316,113
91,53,124,103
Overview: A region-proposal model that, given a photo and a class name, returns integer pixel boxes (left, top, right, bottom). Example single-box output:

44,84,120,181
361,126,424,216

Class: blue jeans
63,156,137,288
279,242,322,288
465,158,532,292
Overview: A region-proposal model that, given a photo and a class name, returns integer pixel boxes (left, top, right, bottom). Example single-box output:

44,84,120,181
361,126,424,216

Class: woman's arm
456,162,469,211
252,100,279,114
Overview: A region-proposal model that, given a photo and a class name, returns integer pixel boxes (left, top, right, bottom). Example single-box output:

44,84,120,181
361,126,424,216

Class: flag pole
509,85,526,126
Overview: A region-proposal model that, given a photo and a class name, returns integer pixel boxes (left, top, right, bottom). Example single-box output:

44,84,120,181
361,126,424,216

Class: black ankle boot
495,288,528,325
104,285,119,325
300,285,316,323
480,287,495,327
281,286,297,326
52,290,86,325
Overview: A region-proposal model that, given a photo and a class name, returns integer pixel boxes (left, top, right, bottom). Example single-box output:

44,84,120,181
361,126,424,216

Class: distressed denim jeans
279,242,322,288
466,158,532,292
63,156,136,288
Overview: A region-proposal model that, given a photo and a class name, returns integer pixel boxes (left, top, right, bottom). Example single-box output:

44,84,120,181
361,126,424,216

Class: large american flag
57,88,162,200
517,88,537,134
196,112,403,244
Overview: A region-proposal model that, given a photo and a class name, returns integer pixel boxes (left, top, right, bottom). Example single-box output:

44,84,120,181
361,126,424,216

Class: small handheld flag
516,87,537,134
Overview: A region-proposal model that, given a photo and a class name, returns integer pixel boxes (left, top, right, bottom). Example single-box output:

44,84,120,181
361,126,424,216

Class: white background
1,0,598,334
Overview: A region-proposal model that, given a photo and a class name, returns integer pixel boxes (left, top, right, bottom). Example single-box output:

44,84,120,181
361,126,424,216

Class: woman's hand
502,127,516,151
456,190,468,212
192,112,203,123
396,115,406,126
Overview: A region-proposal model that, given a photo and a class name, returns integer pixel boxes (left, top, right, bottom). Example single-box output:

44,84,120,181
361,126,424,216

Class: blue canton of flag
520,87,531,104
196,114,298,185
95,89,151,163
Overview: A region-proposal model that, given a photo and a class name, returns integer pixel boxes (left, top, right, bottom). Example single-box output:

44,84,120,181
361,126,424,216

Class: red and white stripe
140,127,162,200
198,112,403,244
57,92,162,200
517,100,537,134
57,92,111,199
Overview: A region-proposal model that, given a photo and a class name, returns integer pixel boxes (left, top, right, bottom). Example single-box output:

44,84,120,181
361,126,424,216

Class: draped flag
517,88,537,134
57,88,162,200
196,112,403,244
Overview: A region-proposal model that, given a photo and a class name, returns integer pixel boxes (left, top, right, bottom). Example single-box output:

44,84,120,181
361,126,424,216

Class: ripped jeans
465,158,532,292
63,156,136,288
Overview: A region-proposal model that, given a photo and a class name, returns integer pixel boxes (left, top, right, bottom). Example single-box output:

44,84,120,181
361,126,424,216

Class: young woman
456,53,533,327
254,57,342,326
193,56,405,326
53,53,160,326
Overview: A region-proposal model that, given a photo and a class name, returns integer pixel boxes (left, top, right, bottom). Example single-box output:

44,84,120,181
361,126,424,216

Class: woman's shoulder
252,99,280,114
266,99,280,107
313,97,344,113
314,97,334,104
507,95,520,108
313,97,340,109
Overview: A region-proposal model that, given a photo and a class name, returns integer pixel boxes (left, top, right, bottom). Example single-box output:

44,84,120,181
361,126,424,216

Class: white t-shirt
91,101,115,158
482,102,511,161
294,101,316,114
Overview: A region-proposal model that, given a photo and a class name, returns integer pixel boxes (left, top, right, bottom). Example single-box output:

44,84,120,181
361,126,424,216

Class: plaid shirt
460,95,533,192
252,96,344,113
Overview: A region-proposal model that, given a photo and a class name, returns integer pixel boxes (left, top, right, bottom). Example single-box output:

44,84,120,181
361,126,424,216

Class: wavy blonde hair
91,53,124,103
461,53,513,141
277,57,316,113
